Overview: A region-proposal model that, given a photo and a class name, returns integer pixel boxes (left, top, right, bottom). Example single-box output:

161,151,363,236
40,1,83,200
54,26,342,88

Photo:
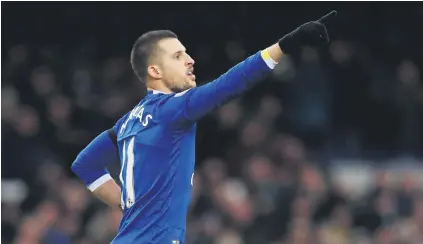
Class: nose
186,55,195,66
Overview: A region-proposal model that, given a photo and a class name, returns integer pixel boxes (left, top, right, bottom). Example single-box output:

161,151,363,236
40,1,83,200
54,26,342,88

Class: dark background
2,2,423,244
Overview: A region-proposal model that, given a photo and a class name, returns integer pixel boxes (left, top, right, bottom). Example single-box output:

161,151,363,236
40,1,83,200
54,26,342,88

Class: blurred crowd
2,3,423,244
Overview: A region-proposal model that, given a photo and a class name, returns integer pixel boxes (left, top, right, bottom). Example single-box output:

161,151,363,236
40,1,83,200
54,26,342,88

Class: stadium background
2,2,423,244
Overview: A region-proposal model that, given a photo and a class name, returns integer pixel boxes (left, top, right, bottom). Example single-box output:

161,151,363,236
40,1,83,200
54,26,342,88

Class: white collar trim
150,89,166,94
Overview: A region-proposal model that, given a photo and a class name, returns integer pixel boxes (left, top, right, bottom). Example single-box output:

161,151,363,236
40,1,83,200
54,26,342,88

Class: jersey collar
147,89,166,95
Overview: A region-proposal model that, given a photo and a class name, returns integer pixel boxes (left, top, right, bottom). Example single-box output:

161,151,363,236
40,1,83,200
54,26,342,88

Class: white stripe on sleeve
87,174,113,192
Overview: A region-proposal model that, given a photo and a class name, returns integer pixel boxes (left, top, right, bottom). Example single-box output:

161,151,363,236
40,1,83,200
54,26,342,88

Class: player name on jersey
120,105,153,134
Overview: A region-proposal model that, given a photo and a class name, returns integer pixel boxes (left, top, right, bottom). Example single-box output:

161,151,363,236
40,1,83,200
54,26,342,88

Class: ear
147,65,162,79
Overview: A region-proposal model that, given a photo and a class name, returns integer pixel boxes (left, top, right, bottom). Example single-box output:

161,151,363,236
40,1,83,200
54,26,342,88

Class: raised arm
156,11,337,125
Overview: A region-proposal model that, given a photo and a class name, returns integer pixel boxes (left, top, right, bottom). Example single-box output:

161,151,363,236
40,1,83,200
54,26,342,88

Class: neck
146,81,172,94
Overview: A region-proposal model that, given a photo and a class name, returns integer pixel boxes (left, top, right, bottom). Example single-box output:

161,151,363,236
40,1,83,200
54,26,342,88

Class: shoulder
149,89,194,124
150,89,194,108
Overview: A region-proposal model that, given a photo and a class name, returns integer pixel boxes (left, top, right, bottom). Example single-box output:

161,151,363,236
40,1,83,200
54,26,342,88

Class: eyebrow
173,50,186,56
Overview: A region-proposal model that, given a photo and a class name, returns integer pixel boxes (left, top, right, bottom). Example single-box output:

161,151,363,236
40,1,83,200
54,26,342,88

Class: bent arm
71,129,122,209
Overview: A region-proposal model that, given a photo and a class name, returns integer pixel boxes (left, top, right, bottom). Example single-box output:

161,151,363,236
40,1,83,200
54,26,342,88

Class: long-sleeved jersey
71,50,277,244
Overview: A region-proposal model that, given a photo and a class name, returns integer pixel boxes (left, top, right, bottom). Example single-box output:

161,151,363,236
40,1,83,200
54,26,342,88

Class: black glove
278,11,337,54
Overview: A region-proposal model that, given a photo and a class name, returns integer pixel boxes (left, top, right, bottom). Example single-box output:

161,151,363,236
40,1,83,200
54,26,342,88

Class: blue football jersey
112,90,196,244
107,51,273,244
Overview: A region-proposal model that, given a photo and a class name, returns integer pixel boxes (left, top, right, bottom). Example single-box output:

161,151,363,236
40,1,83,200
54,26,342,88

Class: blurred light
222,179,248,204
1,179,28,204
30,66,57,97
273,54,296,81
225,41,246,63
329,40,353,63
330,161,375,200
301,46,320,63
217,99,242,128
8,45,28,64
1,86,20,120
397,60,420,85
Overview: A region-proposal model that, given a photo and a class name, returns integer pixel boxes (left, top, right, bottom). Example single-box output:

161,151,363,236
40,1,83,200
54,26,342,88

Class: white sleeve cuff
260,50,278,69
87,174,113,192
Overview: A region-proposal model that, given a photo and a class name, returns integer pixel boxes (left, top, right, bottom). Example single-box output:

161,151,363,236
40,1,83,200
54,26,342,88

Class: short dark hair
130,30,178,83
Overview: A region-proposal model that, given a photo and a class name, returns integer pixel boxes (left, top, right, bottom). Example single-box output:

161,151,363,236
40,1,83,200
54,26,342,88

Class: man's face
155,38,196,93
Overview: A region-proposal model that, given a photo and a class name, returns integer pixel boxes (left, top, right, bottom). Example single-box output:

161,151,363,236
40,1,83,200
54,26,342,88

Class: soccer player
72,11,337,244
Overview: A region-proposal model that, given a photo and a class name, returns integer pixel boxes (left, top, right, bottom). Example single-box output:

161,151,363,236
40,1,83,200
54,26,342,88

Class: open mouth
186,69,196,80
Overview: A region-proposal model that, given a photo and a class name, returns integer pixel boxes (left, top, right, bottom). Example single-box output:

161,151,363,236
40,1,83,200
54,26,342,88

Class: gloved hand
278,11,337,54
